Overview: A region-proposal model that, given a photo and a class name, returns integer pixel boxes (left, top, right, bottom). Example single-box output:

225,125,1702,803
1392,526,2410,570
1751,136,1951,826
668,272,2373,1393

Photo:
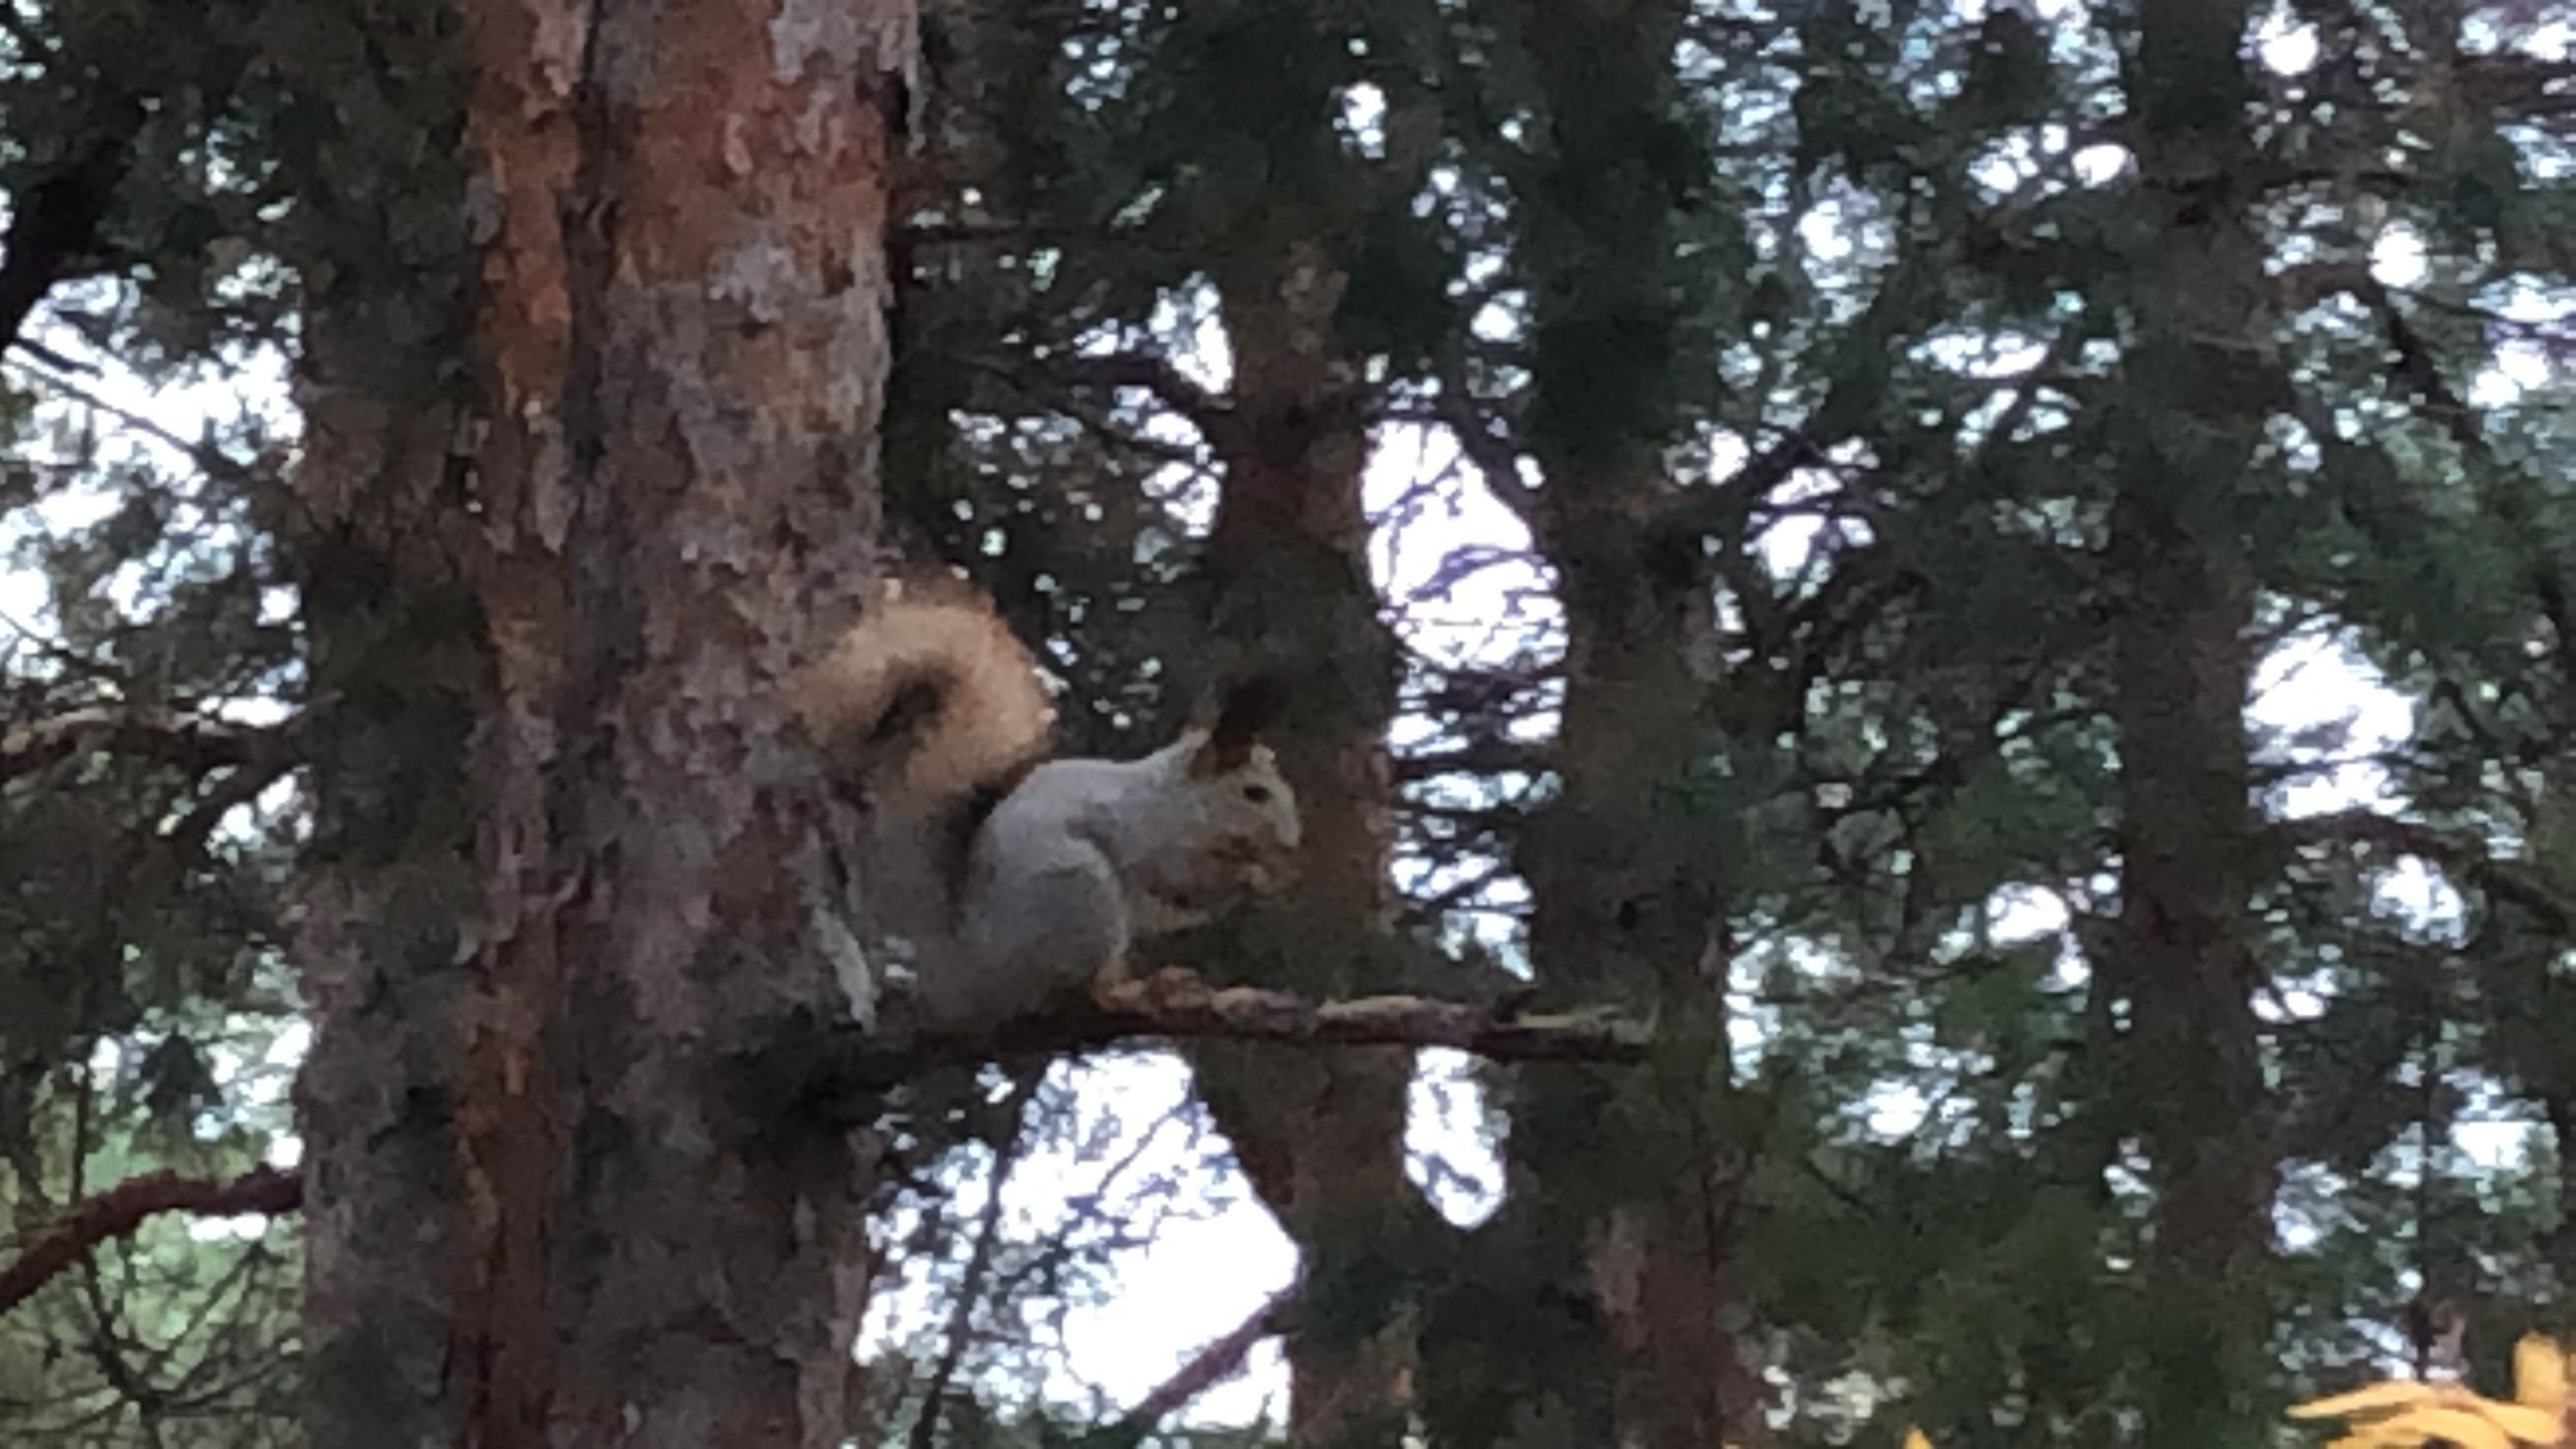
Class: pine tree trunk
1189,235,1419,1449
1514,502,1762,1449
289,3,911,1445
1490,2,1767,1442
2106,3,2280,1439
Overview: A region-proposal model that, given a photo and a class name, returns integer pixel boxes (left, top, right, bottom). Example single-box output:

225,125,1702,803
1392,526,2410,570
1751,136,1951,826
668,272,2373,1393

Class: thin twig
0,705,272,783
907,1066,1048,1449
1097,1282,1298,1445
2,350,260,486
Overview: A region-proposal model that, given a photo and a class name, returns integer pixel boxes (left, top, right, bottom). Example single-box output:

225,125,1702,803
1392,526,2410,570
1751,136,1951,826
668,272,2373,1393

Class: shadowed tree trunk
2105,3,2281,1440
286,3,911,1445
1074,11,1432,1443
1188,234,1419,1449
1455,2,1769,1444
1506,527,1756,1449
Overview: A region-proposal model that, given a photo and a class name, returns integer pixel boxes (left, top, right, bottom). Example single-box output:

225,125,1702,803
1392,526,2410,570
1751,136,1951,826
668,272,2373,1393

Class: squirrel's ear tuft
1200,675,1289,771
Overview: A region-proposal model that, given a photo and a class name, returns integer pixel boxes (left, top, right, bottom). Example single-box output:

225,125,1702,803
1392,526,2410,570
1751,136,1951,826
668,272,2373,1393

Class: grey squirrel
786,571,1302,1032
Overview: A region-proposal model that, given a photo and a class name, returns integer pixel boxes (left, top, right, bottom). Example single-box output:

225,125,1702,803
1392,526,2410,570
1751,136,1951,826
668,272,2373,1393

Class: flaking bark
288,3,914,1446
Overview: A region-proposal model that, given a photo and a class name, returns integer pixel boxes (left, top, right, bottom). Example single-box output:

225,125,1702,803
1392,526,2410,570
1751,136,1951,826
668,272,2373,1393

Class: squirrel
785,570,1302,1032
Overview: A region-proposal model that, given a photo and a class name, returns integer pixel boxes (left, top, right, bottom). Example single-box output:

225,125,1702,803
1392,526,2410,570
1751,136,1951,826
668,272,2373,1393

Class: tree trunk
289,3,912,1446
2107,3,2280,1440
1511,502,1760,1449
1189,234,1419,1449
1481,1,1767,1443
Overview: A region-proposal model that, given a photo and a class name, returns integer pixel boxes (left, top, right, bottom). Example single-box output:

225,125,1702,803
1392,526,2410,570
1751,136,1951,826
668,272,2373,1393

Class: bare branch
1394,740,1553,782
947,352,1217,470
5,350,264,487
1094,972,1647,1062
0,1165,301,1316
1098,1282,1298,1445
999,348,1247,453
908,1067,1047,1449
2457,55,2576,119
2275,808,2576,934
2271,259,2375,315
1045,350,1224,417
163,750,298,849
0,707,277,783
755,976,1650,1124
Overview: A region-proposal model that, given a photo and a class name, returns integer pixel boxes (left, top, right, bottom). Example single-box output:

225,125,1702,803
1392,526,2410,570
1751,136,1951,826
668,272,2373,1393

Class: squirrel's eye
1242,784,1273,805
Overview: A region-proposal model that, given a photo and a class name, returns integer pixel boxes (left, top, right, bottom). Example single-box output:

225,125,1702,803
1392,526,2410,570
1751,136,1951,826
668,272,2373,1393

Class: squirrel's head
1175,677,1302,897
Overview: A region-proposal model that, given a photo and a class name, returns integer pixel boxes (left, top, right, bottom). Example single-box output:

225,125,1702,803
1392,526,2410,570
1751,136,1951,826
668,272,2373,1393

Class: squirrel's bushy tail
785,572,1054,805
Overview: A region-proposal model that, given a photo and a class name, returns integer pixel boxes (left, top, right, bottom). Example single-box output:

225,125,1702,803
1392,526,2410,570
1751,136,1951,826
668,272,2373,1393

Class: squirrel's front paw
1143,965,1214,1011
1087,961,1131,1012
1092,965,1212,1014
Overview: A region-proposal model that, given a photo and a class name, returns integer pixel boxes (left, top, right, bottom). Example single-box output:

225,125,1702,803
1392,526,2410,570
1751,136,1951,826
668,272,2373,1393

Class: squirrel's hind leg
931,855,1131,1032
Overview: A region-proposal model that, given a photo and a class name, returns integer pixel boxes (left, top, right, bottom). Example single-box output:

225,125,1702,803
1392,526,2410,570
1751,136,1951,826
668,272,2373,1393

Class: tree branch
908,1067,1047,1449
2276,808,2576,935
0,706,276,784
1394,739,1554,782
946,351,1218,470
0,1165,301,1316
0,136,131,357
5,348,267,486
1044,348,1222,415
162,748,299,850
1095,1282,1299,1446
752,976,1650,1123
2355,278,2576,697
6,986,1644,1302
1025,349,1243,451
